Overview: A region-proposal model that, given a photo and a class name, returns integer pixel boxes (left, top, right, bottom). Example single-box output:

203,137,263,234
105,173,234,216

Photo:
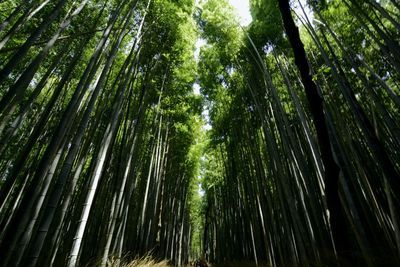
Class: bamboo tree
0,0,68,84
276,1,354,264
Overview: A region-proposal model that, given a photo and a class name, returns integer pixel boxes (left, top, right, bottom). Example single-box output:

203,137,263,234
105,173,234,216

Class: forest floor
106,259,267,267
97,257,266,267
207,261,268,267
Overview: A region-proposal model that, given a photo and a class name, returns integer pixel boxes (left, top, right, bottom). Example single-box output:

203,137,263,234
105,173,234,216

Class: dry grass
109,256,172,267
89,254,398,267
91,257,261,267
88,255,173,267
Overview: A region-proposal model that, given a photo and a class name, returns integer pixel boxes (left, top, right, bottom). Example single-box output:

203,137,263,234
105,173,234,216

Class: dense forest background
0,0,399,266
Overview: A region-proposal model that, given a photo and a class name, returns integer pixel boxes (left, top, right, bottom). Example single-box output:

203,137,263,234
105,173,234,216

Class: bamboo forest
0,0,399,266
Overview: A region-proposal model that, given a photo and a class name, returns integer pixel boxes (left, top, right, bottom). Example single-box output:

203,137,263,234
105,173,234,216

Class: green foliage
248,0,286,49
198,0,243,61
1,0,400,266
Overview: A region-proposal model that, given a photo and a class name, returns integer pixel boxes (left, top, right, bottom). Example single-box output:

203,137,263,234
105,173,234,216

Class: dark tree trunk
276,0,353,265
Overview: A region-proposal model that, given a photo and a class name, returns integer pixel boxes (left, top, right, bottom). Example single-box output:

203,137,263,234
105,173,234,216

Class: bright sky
228,0,252,26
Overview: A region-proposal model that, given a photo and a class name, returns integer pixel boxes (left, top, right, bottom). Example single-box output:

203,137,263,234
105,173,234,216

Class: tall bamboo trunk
277,0,352,265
